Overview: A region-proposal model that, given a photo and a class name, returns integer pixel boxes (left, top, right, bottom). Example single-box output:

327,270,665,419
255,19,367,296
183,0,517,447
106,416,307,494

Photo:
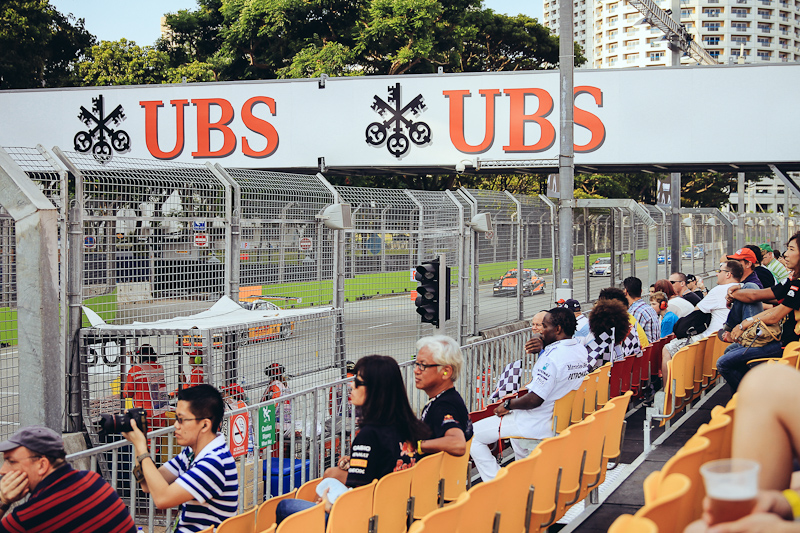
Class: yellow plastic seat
326,479,376,533
372,466,414,533
259,525,276,533
634,473,692,532
553,389,577,434
556,415,597,518
408,490,470,533
458,468,508,533
276,501,325,533
495,448,540,533
595,363,612,408
608,514,658,533
296,478,323,502
581,402,613,498
410,451,445,520
256,489,297,533
583,369,600,417
440,437,473,502
217,507,256,533
604,391,633,474
528,430,571,533
695,413,732,463
571,376,589,424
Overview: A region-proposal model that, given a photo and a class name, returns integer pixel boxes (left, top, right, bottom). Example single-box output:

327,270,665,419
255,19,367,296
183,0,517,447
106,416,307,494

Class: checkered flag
622,327,643,358
585,330,616,370
489,360,524,401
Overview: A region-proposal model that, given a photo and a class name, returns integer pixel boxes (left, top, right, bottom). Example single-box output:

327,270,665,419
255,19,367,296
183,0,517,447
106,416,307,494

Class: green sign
257,404,277,448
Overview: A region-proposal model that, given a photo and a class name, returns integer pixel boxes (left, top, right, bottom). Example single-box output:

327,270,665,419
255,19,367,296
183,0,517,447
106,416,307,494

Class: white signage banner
1,64,798,169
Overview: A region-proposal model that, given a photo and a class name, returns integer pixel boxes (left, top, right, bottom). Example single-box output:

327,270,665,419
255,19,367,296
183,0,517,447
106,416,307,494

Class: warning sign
257,404,277,449
195,234,208,247
561,278,569,285
228,408,250,458
299,237,313,252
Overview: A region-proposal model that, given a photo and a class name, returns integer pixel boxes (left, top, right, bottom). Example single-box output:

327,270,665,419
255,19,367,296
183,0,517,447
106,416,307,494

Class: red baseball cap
727,248,757,263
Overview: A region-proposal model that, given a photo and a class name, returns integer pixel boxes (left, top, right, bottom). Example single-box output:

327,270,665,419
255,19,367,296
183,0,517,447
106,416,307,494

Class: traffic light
414,258,450,328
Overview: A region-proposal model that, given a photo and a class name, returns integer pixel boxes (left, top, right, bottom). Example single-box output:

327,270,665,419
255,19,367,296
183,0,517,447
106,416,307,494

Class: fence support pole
556,0,575,303
0,148,62,430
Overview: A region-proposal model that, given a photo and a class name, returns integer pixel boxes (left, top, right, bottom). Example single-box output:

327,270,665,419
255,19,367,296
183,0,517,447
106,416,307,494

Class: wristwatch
503,399,512,411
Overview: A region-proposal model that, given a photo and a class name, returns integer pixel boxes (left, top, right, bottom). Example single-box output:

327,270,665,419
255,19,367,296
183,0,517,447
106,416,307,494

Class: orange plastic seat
495,448,540,533
571,376,589,424
256,489,297,532
634,473,692,532
372,465,414,533
528,430,570,533
583,368,600,417
581,402,613,498
552,389,577,434
458,468,508,533
648,435,710,529
695,414,732,463
604,391,633,473
218,508,256,533
410,451,445,520
276,501,325,533
408,490,470,533
296,478,322,502
440,437,473,502
595,363,612,408
326,479,376,533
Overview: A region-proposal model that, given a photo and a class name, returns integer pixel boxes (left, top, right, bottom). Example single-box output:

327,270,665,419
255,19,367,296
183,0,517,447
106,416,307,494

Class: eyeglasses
717,269,730,274
669,280,680,284
353,377,366,388
413,362,441,371
175,416,206,425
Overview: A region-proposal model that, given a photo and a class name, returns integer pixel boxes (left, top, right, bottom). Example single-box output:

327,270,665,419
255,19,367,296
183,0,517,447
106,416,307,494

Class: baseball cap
561,299,581,312
760,243,774,253
0,426,64,455
728,248,758,264
685,274,697,283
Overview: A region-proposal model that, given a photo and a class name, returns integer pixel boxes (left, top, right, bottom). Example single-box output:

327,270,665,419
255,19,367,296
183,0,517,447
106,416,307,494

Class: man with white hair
414,336,473,457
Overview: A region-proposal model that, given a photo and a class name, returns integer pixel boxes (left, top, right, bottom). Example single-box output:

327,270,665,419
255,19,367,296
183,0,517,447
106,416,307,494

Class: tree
78,39,171,86
0,0,95,89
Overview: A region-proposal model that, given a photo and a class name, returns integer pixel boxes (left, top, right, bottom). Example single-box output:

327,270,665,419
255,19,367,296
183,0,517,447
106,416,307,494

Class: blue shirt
165,434,239,532
660,311,678,337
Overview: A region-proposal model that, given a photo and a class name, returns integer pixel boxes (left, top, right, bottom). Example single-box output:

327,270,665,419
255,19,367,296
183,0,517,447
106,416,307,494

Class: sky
49,0,543,47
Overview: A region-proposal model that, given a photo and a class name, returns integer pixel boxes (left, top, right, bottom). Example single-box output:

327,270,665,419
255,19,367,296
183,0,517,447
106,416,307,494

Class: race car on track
589,257,612,276
492,268,546,297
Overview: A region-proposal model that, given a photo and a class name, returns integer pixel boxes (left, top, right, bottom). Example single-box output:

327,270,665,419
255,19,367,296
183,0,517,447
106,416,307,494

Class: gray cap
0,426,64,456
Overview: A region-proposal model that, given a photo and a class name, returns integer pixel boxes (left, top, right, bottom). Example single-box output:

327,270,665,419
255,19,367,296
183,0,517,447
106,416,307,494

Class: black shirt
682,291,702,306
692,289,705,301
755,265,776,289
771,277,800,347
346,424,419,487
420,388,474,441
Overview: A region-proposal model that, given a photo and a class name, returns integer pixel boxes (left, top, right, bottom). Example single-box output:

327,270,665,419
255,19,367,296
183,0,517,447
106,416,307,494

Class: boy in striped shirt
124,384,239,533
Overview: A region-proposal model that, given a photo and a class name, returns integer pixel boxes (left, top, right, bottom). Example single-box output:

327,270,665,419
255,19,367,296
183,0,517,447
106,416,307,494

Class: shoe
653,391,665,415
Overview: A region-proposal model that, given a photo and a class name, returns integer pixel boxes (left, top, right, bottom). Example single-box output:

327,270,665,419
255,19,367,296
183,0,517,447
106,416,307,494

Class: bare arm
728,286,777,304
419,427,467,457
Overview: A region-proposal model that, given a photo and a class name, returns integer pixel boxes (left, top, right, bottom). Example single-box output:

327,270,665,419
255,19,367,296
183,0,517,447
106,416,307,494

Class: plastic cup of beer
699,458,760,525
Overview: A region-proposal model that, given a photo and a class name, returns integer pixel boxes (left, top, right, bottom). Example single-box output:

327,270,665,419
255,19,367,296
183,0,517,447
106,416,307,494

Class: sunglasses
353,377,366,388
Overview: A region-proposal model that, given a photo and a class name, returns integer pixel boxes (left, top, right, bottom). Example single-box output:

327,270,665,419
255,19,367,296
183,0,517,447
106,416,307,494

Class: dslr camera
97,408,148,436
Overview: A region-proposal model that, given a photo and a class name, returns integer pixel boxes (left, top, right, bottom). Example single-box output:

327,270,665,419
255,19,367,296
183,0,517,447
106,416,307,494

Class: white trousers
469,412,542,481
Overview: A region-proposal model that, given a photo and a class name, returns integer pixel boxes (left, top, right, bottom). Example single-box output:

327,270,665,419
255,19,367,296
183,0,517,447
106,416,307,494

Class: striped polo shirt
164,434,239,533
1,463,135,532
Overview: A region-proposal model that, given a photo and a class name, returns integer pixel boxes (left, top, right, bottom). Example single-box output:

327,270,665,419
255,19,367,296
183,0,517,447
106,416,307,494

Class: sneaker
654,390,665,415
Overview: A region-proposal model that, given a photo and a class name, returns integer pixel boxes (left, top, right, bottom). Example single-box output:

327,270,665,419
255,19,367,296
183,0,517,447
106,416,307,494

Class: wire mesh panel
60,151,231,324
517,194,554,319
226,169,336,308
0,146,67,441
643,205,674,282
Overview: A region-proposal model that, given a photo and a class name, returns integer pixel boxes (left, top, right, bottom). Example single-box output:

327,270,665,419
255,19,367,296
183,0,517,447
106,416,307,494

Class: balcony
705,11,721,15
704,25,722,30
758,26,772,31
732,23,749,29
759,0,772,4
735,12,749,17
760,13,772,18
758,38,771,44
780,15,789,20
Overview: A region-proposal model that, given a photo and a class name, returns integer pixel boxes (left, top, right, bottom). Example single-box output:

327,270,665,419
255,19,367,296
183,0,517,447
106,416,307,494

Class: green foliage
0,0,95,89
278,42,359,78
78,39,171,86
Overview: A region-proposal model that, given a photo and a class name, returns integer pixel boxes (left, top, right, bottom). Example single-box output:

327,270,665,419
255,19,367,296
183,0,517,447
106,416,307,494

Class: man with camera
0,426,135,532
122,384,239,533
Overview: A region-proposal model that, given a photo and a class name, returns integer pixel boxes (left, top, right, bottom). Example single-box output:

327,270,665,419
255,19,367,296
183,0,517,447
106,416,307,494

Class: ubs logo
74,95,130,163
365,83,431,158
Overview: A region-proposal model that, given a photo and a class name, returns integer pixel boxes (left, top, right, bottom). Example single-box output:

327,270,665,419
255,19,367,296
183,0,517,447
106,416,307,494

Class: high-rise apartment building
543,0,800,68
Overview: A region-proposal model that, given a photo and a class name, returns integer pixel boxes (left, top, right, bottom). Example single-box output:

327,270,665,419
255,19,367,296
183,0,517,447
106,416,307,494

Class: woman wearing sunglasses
276,355,430,523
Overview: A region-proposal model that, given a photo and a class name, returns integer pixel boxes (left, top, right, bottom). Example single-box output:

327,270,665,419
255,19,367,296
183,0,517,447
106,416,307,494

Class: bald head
531,311,547,335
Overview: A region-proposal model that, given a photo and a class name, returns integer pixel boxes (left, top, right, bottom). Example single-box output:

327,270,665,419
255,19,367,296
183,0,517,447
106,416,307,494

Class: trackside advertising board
1,64,798,169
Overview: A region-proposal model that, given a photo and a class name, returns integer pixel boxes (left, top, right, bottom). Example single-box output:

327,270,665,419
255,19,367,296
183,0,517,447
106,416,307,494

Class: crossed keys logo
74,95,130,163
366,83,431,158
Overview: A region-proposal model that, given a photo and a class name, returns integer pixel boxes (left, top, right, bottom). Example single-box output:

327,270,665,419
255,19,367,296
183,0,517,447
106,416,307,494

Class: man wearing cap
0,426,135,532
668,273,702,306
728,248,764,289
720,248,765,341
561,299,589,338
761,243,790,283
685,274,705,301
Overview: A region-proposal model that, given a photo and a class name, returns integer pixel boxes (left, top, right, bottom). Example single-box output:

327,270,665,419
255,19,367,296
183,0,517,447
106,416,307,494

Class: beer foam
707,485,757,500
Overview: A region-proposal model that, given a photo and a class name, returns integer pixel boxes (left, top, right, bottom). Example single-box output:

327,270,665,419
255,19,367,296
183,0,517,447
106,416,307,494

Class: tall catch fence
0,143,782,441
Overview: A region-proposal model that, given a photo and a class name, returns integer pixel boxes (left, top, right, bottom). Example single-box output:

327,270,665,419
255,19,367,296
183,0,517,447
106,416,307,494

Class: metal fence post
0,148,62,430
209,164,240,301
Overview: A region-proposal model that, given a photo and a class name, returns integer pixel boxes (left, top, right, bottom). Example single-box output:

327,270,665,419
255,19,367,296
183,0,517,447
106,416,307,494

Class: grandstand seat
631,347,651,398
407,490,470,533
198,527,214,533
691,337,708,398
217,507,256,533
604,391,633,473
410,452,445,520
528,430,571,533
610,356,634,398
326,479,376,533
634,473,692,532
711,334,727,372
256,489,297,533
747,340,800,368
372,466,414,533
645,435,710,530
702,335,718,389
440,438,473,503
571,376,589,424
607,514,658,533
595,363,612,408
556,415,597,518
296,478,323,502
583,367,600,417
581,401,614,498
458,468,508,533
552,389,577,435
259,526,277,533
495,448,541,533
275,501,325,533
695,414,732,463
469,400,503,424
